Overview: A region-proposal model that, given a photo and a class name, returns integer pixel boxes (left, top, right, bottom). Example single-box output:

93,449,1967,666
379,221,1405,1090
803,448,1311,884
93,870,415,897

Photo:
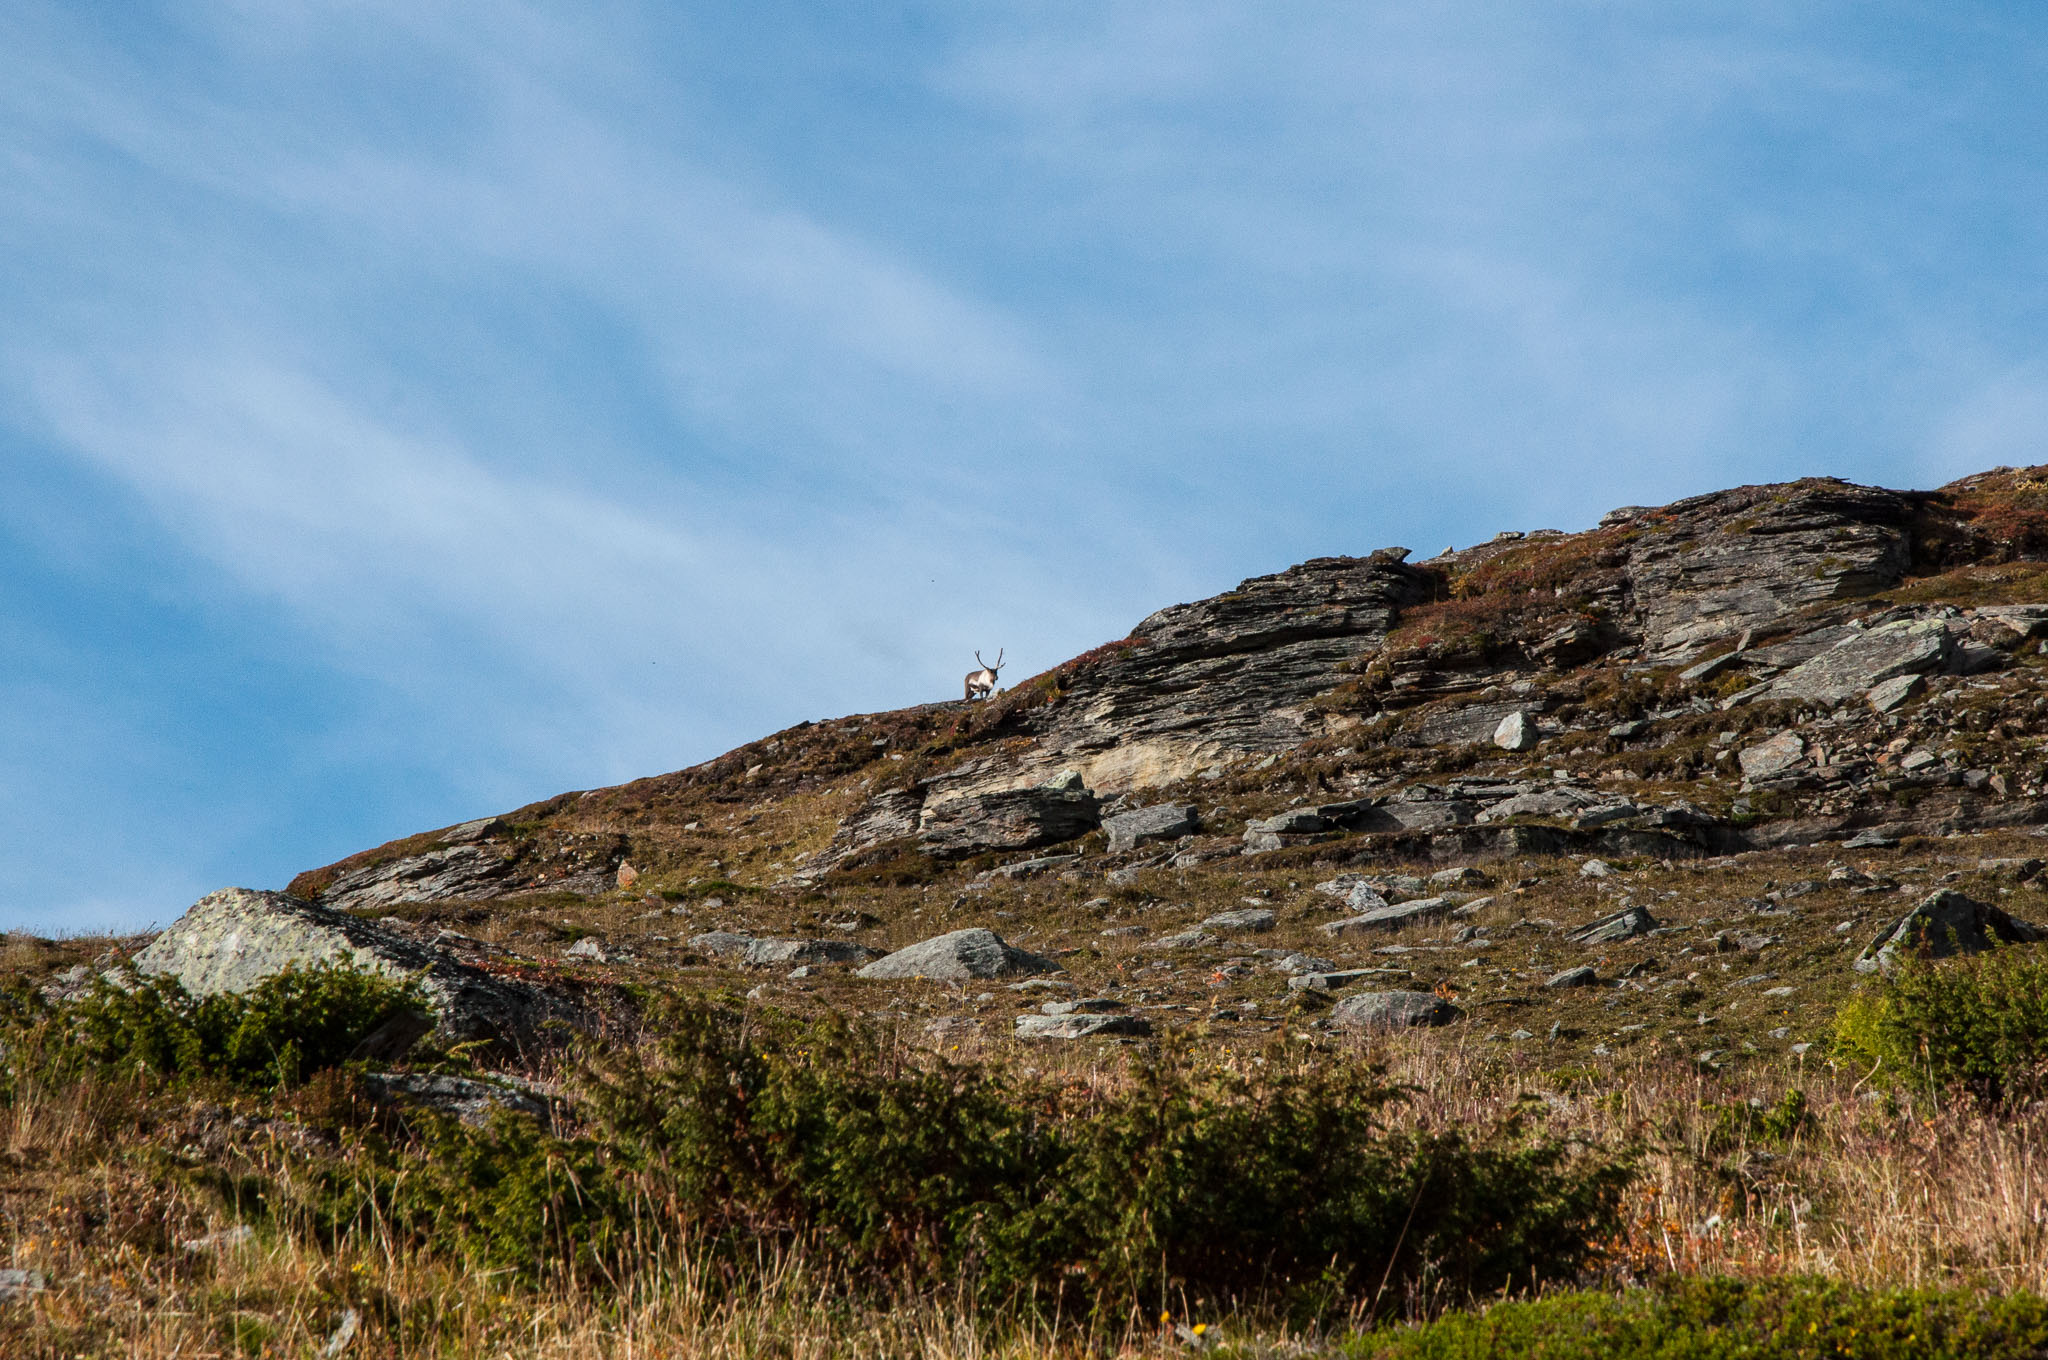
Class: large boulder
1855,890,2047,973
918,783,1102,859
133,888,566,1053
856,928,1062,982
320,842,519,912
1103,803,1200,852
1330,990,1462,1030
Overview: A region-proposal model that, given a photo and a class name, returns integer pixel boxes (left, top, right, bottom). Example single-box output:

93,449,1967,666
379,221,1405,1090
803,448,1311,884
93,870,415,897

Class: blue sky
4,3,2046,934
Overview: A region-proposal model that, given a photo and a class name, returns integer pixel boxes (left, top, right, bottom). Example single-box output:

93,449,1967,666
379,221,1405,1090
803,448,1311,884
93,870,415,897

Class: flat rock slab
1330,990,1462,1030
1147,929,1219,950
1287,969,1394,992
1855,890,2046,973
1201,908,1276,932
1014,1013,1153,1040
1320,897,1451,935
1545,966,1600,989
856,927,1061,981
1041,997,1126,1015
1104,803,1200,852
1759,619,1951,706
133,888,569,1054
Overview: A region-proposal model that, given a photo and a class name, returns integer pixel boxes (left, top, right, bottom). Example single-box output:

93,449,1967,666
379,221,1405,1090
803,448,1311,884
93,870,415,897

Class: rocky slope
95,463,2048,1065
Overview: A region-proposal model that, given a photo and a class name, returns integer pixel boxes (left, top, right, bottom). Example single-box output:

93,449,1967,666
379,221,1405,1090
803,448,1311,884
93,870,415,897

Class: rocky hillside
294,465,2048,912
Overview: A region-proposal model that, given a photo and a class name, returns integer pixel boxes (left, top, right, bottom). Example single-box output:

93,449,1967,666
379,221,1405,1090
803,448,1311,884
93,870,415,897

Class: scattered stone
1103,803,1201,852
1330,990,1462,1030
1609,719,1651,738
564,936,609,963
856,928,1062,981
1014,1013,1153,1040
1738,731,1807,781
1579,859,1614,879
1568,905,1660,944
1545,966,1600,989
1265,951,1338,974
984,854,1082,880
1493,711,1539,751
1201,908,1276,932
1855,890,2047,973
1899,750,1939,773
1429,866,1490,888
1680,650,1746,683
133,888,568,1055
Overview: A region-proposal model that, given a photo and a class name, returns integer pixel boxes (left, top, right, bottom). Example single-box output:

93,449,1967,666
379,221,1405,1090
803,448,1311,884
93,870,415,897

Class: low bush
56,963,429,1091
1352,1275,2048,1359
352,1000,1631,1321
1832,946,2048,1104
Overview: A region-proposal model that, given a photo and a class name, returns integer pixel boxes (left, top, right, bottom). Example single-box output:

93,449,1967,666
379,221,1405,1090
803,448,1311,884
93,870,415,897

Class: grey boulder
132,887,567,1054
1201,907,1277,932
1330,990,1462,1030
856,927,1061,981
1014,1013,1153,1039
742,938,881,969
1104,803,1200,852
1854,890,2046,973
1321,897,1451,935
1754,618,1951,706
1568,905,1660,944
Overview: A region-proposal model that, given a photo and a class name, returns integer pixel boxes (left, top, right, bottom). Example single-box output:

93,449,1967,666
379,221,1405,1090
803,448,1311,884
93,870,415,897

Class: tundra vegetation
12,468,2048,1356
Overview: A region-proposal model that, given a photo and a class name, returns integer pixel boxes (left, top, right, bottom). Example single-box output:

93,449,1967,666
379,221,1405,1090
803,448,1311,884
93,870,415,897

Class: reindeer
964,648,1004,700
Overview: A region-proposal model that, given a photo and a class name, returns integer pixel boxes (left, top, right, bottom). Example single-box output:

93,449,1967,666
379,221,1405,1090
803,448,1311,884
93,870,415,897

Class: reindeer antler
975,650,988,668
993,648,1004,668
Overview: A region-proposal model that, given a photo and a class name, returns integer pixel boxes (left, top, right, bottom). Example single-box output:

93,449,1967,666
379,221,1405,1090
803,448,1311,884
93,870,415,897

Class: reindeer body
964,649,1004,700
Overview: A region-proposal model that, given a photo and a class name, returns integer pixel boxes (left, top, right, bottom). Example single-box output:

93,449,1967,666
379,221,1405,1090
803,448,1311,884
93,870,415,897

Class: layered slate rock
917,781,1102,859
856,928,1061,981
1748,618,1952,707
1024,553,1434,758
1329,990,1462,1030
133,888,566,1052
741,939,880,968
1103,803,1200,852
1015,1012,1153,1039
1568,905,1660,945
1622,479,1916,659
1854,890,2046,973
321,842,518,912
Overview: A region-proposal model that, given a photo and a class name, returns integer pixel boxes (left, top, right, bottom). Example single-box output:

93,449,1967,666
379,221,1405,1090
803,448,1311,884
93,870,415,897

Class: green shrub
1351,1275,2048,1359
59,964,429,1091
1832,946,2048,1104
377,1000,1631,1317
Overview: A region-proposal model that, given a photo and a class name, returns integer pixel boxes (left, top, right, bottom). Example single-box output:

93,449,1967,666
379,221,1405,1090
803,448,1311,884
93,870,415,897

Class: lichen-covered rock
856,928,1061,981
1201,908,1276,932
364,1072,550,1127
1320,897,1451,935
1854,890,2046,973
1103,803,1200,852
1329,990,1461,1030
133,887,567,1053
